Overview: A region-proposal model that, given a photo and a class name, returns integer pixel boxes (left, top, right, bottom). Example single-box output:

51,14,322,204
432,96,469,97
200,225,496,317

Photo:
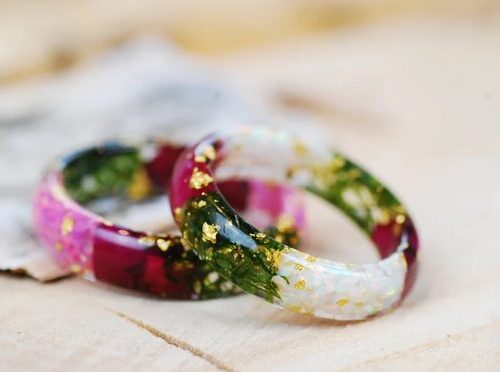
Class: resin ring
33,140,305,299
170,127,419,319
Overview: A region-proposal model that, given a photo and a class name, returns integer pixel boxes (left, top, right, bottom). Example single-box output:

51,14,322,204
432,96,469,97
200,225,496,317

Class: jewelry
33,140,305,299
169,127,418,319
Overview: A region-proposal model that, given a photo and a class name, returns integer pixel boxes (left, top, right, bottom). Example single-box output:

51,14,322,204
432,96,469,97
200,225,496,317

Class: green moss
62,146,142,204
180,193,285,302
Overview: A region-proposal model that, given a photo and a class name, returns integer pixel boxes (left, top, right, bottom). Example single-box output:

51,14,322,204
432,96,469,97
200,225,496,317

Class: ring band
33,139,305,299
170,127,419,319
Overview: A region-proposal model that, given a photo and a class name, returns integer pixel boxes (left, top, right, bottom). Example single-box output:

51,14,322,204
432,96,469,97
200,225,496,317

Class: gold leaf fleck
273,250,283,267
202,223,220,244
293,140,309,156
61,216,74,236
306,255,317,263
277,214,294,233
138,235,156,247
379,209,391,225
157,239,171,251
70,264,81,273
255,232,266,240
294,263,305,271
189,167,214,190
194,145,217,163
294,279,306,290
396,214,406,224
288,305,304,314
330,156,346,171
127,167,153,200
336,298,349,307
174,208,183,223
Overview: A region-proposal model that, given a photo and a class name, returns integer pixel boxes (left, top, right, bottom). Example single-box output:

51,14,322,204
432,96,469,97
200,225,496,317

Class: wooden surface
1,13,500,371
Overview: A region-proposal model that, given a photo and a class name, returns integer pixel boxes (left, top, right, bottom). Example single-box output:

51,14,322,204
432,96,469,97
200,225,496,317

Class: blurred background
1,0,499,82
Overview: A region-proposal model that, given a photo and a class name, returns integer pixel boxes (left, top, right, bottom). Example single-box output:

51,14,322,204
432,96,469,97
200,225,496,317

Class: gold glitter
196,200,207,208
70,264,81,273
194,145,216,163
202,223,219,244
277,214,294,232
355,302,364,307
336,298,350,307
174,208,183,222
138,235,156,246
189,167,214,190
294,279,306,289
55,242,63,251
379,209,391,225
251,232,266,240
306,255,317,263
293,140,309,156
259,246,273,263
288,305,304,314
294,263,305,271
273,250,283,267
330,156,346,171
396,214,406,224
157,239,171,251
127,167,153,200
61,216,74,236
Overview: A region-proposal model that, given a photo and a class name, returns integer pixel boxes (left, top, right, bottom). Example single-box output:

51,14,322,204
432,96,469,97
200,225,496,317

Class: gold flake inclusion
138,235,156,246
194,145,216,163
61,216,74,236
189,168,214,190
294,263,305,271
156,239,171,251
396,214,406,224
336,298,349,307
294,279,306,289
202,223,219,244
277,214,294,232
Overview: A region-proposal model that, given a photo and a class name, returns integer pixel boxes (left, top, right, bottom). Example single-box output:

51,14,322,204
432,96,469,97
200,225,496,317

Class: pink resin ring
33,140,305,299
170,127,419,320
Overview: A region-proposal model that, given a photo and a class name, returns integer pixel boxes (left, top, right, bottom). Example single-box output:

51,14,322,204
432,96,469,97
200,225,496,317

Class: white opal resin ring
169,127,419,320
